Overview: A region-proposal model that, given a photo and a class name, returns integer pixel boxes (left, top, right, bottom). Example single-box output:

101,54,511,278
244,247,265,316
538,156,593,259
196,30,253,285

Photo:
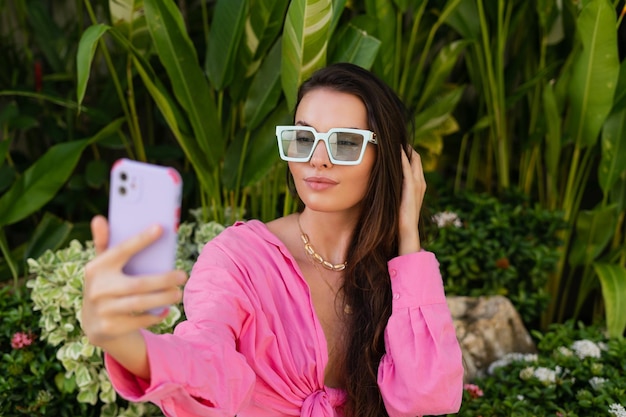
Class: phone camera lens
118,186,127,196
120,172,128,181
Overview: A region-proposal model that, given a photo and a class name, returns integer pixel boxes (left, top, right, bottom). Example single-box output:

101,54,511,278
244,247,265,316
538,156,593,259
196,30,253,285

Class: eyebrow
294,121,363,130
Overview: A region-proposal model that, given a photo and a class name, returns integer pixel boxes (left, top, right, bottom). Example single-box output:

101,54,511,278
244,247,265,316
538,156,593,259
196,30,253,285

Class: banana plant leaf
417,40,468,110
414,87,465,140
542,82,562,184
246,0,291,61
109,0,151,52
144,0,224,169
599,107,626,197
244,39,284,130
568,205,619,268
205,0,248,90
329,23,381,69
364,0,397,86
281,0,332,110
566,0,619,148
223,103,291,191
0,118,124,227
76,24,110,106
24,213,73,262
595,262,626,338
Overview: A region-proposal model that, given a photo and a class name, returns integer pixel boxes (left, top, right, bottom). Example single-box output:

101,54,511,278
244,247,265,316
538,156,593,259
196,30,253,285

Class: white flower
609,403,626,417
557,346,573,356
432,211,462,228
571,340,602,359
516,395,525,401
488,352,538,374
533,367,557,385
589,377,607,390
519,367,535,380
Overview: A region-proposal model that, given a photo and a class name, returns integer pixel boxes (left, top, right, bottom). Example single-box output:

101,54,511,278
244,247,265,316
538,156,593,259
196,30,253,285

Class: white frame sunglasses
275,125,378,166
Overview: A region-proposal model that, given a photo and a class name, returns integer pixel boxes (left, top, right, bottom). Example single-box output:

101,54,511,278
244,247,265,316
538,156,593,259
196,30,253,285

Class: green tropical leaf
0,118,123,227
24,213,73,262
598,108,626,196
144,0,223,168
543,82,561,182
417,40,468,110
76,24,110,107
444,0,480,40
330,23,381,69
0,91,86,112
612,59,626,112
568,205,619,267
365,0,396,86
594,263,626,338
245,0,290,61
566,0,619,147
228,103,291,190
131,56,218,196
109,0,151,51
329,0,348,35
0,137,9,168
281,0,333,110
244,39,284,129
205,0,248,90
109,0,144,25
26,0,65,72
414,86,464,138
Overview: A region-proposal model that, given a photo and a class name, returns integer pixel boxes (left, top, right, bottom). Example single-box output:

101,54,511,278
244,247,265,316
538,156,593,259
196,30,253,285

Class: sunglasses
276,126,378,165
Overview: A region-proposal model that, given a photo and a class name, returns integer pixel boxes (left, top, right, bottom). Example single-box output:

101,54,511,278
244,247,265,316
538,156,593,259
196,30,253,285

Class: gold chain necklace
297,215,347,272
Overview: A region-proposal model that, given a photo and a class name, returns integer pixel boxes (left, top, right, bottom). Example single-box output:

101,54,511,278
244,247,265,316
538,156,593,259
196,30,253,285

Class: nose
309,140,332,168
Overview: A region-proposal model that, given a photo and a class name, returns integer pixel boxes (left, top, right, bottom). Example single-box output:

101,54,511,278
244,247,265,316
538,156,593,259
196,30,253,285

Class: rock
446,295,537,382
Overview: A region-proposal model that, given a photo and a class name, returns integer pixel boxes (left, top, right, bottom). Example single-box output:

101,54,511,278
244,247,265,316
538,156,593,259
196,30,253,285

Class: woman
81,63,463,417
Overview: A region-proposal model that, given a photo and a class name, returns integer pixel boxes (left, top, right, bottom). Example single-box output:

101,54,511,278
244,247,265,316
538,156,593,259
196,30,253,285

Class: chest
299,262,350,388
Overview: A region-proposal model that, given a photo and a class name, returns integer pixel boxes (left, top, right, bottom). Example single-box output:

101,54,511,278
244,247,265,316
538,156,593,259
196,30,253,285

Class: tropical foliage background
1,0,625,415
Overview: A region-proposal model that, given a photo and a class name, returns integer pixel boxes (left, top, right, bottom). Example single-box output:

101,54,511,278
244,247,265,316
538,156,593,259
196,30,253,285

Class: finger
91,215,109,255
400,146,413,180
95,223,164,270
97,284,183,316
88,269,187,300
93,311,170,339
410,150,426,188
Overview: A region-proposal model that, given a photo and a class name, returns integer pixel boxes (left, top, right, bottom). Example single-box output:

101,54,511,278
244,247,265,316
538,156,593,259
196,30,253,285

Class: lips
305,176,338,184
303,176,338,190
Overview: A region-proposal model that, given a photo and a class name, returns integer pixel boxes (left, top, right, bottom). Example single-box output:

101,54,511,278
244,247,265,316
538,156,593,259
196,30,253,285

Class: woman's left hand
398,146,426,255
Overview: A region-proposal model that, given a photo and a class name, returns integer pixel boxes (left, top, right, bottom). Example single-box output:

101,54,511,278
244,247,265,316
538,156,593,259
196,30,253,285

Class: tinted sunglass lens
282,129,315,159
330,132,365,161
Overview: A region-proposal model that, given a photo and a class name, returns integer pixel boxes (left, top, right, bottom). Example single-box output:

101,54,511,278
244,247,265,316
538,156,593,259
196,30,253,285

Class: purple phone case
108,159,182,314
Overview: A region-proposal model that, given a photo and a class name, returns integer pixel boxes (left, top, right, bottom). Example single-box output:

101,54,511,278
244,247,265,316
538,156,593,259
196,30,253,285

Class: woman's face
289,88,376,214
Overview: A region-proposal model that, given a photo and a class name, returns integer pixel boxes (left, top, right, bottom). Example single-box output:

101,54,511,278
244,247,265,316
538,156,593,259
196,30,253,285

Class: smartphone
108,159,183,313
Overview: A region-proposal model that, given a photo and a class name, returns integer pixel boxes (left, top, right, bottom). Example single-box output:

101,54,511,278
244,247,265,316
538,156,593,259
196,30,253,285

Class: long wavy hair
293,63,411,417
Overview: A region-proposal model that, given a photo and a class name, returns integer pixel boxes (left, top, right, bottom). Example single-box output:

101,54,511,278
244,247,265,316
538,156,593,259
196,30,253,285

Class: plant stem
0,228,19,287
83,0,141,160
398,1,426,100
454,133,469,193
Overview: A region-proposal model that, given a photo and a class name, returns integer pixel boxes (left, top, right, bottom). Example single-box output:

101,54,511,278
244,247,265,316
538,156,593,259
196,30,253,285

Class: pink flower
11,332,35,349
464,383,484,399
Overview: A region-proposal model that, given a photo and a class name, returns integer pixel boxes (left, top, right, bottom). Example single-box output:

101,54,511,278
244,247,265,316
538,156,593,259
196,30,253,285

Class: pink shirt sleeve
105,246,258,416
378,251,464,417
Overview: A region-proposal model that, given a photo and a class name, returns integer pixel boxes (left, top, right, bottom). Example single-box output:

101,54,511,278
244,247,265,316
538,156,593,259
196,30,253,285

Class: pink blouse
105,220,463,417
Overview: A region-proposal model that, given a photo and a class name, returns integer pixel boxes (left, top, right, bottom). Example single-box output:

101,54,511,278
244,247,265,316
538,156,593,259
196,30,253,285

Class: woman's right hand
81,215,187,349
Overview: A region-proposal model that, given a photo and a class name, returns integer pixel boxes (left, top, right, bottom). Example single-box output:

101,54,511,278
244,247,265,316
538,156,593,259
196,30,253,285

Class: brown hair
294,62,411,417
